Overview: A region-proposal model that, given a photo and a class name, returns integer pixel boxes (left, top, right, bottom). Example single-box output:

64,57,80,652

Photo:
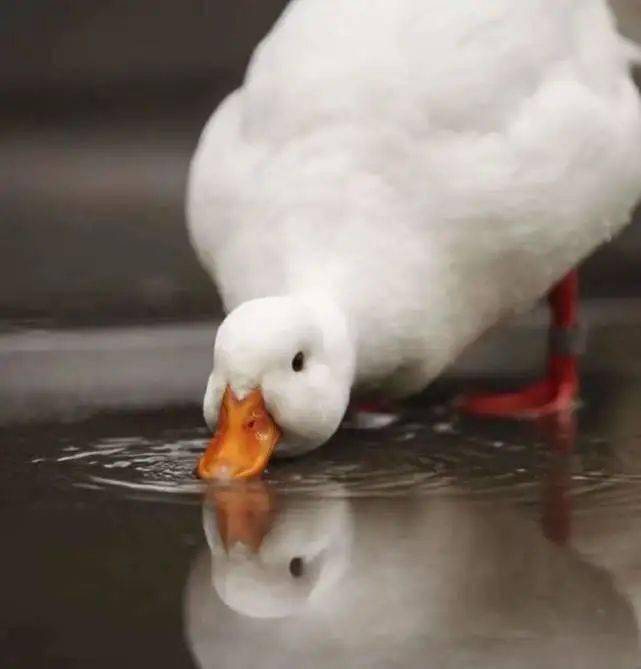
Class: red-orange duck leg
460,270,581,418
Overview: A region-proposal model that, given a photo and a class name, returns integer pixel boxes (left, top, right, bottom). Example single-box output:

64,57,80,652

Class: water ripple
29,406,641,510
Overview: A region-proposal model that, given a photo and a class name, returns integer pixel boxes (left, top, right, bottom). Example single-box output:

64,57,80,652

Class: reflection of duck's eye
289,557,304,578
292,351,305,372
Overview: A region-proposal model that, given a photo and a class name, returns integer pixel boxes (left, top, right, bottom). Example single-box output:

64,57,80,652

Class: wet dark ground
3,375,641,668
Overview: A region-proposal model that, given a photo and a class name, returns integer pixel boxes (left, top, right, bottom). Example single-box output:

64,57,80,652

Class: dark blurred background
1,0,640,330
1,1,291,327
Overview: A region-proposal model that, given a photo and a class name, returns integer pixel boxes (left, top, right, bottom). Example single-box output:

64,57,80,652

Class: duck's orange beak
197,387,281,480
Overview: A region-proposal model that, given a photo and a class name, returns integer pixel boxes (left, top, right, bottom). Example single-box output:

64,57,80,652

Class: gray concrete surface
3,300,641,424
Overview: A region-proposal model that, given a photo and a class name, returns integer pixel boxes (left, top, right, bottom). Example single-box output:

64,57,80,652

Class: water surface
3,377,641,668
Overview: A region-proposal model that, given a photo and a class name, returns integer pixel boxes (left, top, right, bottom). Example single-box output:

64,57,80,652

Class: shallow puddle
3,377,641,668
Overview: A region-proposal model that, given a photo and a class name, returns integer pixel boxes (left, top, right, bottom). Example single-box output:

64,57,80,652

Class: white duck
187,0,641,479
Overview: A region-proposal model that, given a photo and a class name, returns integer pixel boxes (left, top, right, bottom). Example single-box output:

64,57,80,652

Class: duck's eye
291,351,305,372
289,556,304,578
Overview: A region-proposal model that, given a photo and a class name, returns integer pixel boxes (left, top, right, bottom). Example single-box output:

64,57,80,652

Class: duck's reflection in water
185,423,639,668
198,482,353,620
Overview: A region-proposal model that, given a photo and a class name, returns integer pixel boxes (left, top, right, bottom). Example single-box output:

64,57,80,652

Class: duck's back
238,0,623,136
188,0,641,391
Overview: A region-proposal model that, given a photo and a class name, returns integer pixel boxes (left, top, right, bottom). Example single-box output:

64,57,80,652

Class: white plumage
188,0,641,455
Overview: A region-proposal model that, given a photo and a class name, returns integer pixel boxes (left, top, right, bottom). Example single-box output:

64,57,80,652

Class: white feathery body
188,0,641,439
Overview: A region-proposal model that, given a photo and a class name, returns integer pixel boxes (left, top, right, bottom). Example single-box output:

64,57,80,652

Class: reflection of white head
186,494,639,669
202,488,353,619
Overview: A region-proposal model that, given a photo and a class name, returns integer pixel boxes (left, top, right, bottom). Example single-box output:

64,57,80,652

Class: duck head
197,295,355,480
200,481,353,619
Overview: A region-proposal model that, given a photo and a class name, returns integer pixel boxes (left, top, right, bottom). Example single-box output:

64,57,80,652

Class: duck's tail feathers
622,37,641,66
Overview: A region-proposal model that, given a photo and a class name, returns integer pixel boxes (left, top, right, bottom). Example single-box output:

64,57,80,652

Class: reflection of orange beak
197,387,281,480
207,481,275,552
